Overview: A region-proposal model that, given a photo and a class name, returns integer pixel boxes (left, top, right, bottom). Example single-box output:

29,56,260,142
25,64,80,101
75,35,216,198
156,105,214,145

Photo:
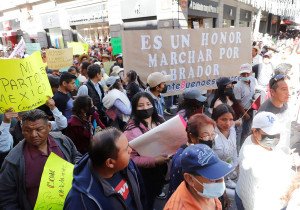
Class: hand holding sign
129,115,187,157
0,52,53,113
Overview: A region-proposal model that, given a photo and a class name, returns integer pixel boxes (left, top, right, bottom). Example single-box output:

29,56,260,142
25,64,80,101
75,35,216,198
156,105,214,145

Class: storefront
239,9,252,27
40,11,64,48
223,4,236,28
67,2,109,45
259,12,268,34
188,0,218,28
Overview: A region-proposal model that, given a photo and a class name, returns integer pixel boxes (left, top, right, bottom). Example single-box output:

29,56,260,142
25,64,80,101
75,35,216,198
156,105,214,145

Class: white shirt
236,136,293,210
77,80,103,101
252,54,263,66
233,77,257,109
213,126,238,167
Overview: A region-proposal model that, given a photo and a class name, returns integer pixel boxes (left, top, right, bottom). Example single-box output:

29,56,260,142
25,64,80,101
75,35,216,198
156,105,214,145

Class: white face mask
191,176,225,199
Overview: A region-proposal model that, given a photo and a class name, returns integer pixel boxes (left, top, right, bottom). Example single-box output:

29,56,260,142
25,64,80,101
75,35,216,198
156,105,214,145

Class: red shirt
24,136,64,207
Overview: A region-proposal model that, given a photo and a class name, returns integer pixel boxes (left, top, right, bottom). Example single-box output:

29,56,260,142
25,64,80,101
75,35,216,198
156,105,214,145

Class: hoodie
64,154,147,210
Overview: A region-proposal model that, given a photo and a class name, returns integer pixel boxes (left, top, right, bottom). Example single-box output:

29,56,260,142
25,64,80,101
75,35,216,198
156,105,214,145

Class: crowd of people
0,31,300,210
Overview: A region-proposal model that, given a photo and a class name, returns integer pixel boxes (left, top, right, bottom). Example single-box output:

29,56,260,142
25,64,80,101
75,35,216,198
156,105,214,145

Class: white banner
129,115,187,157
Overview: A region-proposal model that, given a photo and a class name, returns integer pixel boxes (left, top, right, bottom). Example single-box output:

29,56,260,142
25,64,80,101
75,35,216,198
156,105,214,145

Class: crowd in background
0,30,300,210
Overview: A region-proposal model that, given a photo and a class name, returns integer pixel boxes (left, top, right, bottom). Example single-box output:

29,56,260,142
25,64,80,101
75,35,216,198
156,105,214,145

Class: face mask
241,77,250,82
136,107,154,119
197,139,213,148
191,176,225,199
161,85,168,93
260,134,280,149
86,106,96,116
224,88,234,96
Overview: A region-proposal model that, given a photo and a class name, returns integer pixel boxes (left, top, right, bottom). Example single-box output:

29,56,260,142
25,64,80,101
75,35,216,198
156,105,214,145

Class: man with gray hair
0,109,81,210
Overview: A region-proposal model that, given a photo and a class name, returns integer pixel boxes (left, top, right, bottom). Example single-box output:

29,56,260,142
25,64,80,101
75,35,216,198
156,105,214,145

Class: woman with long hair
124,92,169,210
65,95,95,154
210,77,245,120
125,70,146,100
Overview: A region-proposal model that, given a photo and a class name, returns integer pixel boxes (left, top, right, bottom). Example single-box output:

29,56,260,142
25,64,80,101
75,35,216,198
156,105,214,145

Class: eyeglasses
199,132,217,141
269,74,288,88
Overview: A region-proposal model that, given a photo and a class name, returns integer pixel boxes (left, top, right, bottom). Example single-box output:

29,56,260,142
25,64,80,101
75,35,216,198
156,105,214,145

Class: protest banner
122,27,252,95
111,37,122,55
34,153,74,210
129,115,187,157
67,42,85,55
46,48,73,70
26,43,41,55
9,37,26,58
82,43,89,54
0,51,52,113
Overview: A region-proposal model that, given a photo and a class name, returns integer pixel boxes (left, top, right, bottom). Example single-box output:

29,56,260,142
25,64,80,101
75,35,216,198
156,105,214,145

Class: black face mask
86,106,96,116
224,88,234,96
161,85,168,93
136,107,154,119
197,139,213,148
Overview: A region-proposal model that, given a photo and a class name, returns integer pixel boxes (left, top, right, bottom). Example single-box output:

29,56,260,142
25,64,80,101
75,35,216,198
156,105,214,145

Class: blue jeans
235,191,245,210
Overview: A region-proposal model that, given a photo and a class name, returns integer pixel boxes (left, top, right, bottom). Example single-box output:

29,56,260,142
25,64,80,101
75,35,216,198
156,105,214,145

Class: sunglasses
270,74,288,88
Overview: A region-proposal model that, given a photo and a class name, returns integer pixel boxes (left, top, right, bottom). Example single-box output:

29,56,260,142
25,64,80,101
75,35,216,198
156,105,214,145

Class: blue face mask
191,176,225,198
241,77,250,82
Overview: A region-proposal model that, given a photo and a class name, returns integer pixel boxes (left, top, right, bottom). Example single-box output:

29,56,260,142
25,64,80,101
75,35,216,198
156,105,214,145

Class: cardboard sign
67,42,85,55
111,37,122,55
0,52,52,113
34,153,74,210
26,43,41,55
122,28,252,95
46,48,73,70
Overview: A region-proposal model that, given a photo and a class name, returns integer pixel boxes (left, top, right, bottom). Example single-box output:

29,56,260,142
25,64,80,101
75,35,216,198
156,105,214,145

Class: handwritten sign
67,42,85,55
26,43,41,55
46,48,73,70
0,51,52,113
123,28,252,95
34,153,74,210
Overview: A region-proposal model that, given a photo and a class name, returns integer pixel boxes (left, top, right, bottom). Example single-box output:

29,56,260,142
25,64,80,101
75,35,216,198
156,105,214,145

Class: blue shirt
146,89,165,118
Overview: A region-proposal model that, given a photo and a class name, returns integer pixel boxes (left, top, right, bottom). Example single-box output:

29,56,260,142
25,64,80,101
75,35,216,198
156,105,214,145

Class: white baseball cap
147,72,171,88
240,63,252,74
252,112,280,135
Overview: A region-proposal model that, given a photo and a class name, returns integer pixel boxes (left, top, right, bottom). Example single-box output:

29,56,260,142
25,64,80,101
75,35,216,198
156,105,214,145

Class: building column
217,0,224,28
235,6,240,27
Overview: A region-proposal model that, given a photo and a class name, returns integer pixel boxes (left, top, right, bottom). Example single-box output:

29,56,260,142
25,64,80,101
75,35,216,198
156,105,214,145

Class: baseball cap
116,54,123,59
110,66,124,76
106,76,120,87
216,77,237,88
147,72,171,88
240,63,252,74
183,88,207,102
252,112,280,135
181,144,234,180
